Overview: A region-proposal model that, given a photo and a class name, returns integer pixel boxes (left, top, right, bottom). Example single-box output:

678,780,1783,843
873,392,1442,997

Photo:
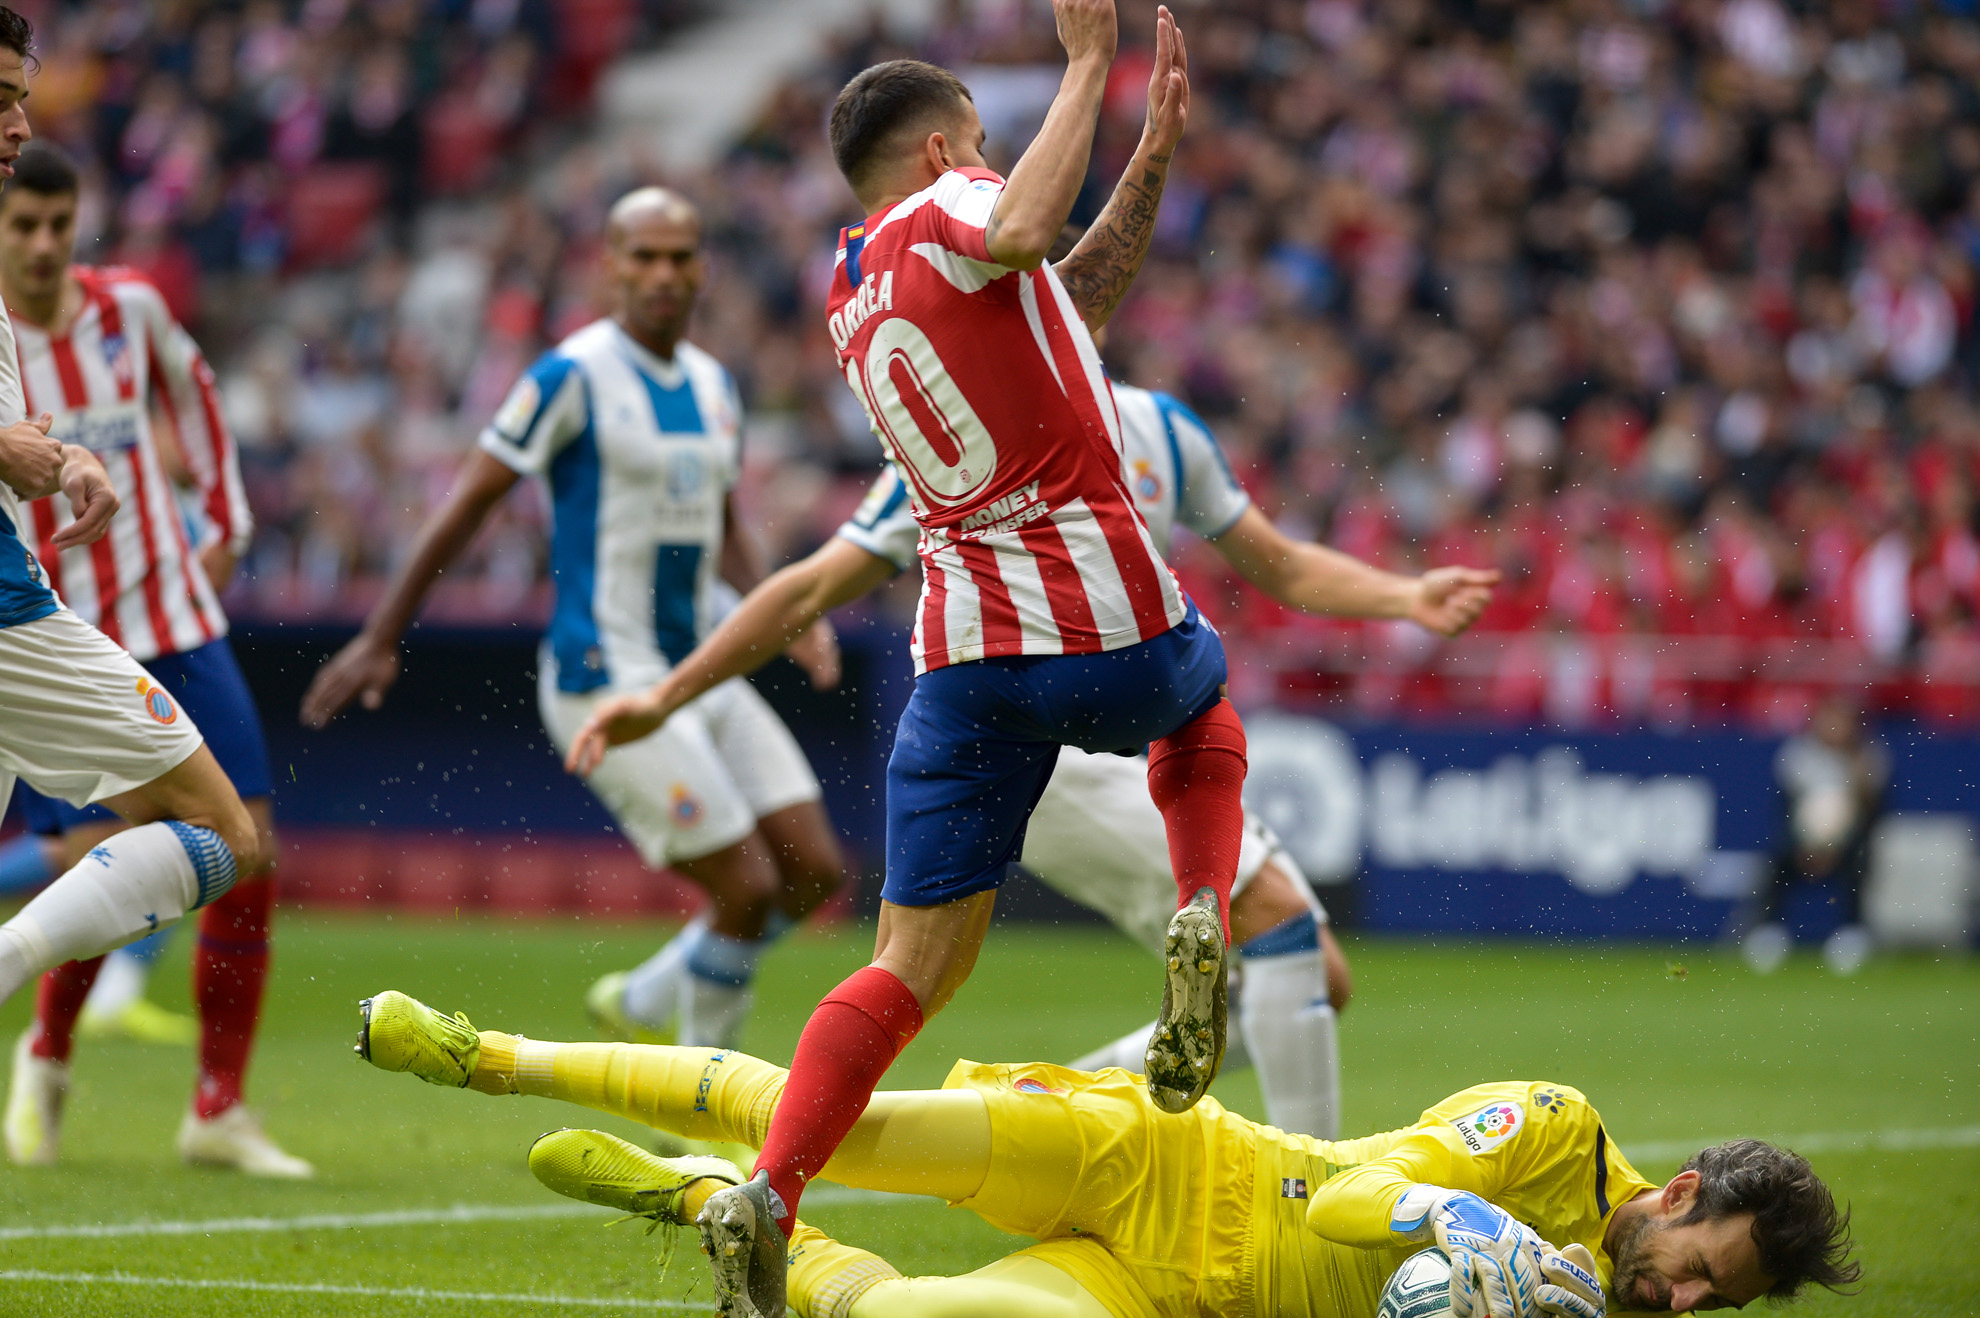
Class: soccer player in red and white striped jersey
571,9,1247,1305
823,165,1186,671
11,245,243,659
0,145,308,1178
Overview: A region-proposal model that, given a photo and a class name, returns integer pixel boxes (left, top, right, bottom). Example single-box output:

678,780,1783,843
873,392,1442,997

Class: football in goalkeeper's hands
1379,1247,1455,1318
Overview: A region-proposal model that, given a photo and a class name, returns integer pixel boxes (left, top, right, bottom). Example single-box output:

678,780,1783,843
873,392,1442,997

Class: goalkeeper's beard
1604,1213,1670,1311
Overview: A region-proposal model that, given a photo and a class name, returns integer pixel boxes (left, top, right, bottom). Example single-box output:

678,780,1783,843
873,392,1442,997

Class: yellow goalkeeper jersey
1256,1080,1659,1317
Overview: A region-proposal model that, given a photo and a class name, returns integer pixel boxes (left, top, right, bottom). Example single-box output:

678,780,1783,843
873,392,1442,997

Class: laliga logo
1244,713,1718,895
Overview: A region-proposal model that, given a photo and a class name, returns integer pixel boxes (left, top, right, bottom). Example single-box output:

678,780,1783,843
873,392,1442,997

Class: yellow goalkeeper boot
354,991,480,1088
529,1127,743,1226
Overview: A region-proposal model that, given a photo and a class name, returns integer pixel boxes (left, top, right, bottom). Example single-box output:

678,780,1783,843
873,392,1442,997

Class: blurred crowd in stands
31,0,1980,726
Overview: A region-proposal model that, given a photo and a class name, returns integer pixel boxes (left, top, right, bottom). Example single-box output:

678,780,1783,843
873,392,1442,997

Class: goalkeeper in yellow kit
355,991,1857,1318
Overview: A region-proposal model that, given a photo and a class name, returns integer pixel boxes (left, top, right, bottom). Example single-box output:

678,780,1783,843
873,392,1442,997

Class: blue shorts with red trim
881,608,1227,908
18,636,271,835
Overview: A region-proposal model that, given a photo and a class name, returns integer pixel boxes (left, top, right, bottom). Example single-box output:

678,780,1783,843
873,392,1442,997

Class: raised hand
1408,566,1501,638
1053,0,1117,67
1145,6,1189,155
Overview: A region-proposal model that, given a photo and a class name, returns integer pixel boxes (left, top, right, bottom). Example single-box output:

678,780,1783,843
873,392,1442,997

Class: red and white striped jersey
12,266,246,661
828,167,1186,674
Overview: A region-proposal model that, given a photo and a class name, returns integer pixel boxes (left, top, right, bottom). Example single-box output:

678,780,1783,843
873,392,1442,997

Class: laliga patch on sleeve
1451,1101,1525,1154
493,375,542,442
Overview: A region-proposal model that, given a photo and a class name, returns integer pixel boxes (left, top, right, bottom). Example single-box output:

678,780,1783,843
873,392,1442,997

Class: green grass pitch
0,910,1972,1316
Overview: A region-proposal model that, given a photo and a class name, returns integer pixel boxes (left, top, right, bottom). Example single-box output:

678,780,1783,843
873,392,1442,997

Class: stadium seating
30,0,1978,726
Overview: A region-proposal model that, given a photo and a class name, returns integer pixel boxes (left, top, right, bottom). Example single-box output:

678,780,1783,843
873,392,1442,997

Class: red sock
1147,698,1248,938
192,875,274,1120
753,965,923,1235
29,956,106,1064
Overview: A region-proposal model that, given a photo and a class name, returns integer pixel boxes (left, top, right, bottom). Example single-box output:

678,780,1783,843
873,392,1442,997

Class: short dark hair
829,60,974,193
1680,1140,1861,1299
9,143,76,198
0,7,31,65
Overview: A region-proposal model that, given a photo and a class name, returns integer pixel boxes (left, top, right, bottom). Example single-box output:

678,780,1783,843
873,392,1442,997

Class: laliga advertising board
1243,711,1980,938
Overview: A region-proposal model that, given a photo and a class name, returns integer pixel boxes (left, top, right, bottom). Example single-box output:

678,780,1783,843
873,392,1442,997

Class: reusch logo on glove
1451,1102,1523,1153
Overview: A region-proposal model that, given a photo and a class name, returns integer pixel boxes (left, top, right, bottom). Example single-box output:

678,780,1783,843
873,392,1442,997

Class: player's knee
177,791,265,880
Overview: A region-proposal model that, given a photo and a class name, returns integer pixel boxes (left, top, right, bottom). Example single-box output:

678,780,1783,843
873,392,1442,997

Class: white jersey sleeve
835,466,918,572
477,350,590,478
1156,392,1251,540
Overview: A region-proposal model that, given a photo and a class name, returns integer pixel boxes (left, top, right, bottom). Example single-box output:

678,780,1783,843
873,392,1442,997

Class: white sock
1239,948,1339,1140
622,913,711,1031
0,821,236,1005
81,945,151,1017
678,929,762,1047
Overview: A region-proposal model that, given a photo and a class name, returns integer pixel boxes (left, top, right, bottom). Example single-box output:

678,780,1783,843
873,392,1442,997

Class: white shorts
1019,746,1325,957
538,666,821,869
0,607,204,814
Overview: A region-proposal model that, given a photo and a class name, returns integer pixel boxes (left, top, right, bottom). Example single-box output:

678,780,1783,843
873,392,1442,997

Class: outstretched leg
788,1223,1111,1318
357,995,991,1201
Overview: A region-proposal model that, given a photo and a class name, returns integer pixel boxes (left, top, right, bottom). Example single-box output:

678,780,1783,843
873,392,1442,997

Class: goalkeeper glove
1391,1185,1545,1318
1537,1243,1605,1318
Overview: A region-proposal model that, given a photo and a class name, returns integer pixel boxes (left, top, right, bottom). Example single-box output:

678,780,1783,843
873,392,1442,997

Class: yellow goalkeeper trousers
465,1035,1111,1318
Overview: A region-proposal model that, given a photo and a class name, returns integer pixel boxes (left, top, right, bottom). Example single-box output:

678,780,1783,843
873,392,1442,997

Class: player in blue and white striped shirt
303,189,846,1049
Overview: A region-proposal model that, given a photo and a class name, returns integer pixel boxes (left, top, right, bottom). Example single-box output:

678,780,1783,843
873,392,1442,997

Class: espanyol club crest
134,675,178,725
668,783,704,827
1131,458,1162,502
1012,1077,1064,1095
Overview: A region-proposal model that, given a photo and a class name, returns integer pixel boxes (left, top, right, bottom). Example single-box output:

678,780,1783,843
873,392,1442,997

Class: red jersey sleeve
919,167,1005,264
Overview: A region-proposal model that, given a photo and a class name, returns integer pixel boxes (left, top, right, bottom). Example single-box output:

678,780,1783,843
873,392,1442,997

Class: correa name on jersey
827,269,896,352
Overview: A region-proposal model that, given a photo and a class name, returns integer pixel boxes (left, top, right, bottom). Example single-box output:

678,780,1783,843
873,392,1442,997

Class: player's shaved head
606,186,699,249
603,186,704,360
830,60,976,199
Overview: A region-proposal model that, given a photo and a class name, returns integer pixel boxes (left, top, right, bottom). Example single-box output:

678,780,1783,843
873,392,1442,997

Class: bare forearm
986,57,1110,268
654,559,857,713
360,491,499,644
1055,138,1171,328
1274,544,1419,619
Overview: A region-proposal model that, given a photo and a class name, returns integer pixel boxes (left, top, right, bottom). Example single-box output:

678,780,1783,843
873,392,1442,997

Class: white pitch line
0,1185,929,1242
1622,1125,1980,1163
0,1270,710,1311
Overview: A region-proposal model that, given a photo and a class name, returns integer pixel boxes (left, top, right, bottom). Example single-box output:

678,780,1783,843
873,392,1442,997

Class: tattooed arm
1055,6,1190,330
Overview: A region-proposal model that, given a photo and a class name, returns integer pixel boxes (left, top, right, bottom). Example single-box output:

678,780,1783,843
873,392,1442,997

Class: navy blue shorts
19,637,272,835
882,609,1228,907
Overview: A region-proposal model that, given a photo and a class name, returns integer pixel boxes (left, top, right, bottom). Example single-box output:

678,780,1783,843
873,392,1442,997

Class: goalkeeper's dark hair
8,143,76,199
1680,1140,1860,1298
829,60,973,194
0,6,31,66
